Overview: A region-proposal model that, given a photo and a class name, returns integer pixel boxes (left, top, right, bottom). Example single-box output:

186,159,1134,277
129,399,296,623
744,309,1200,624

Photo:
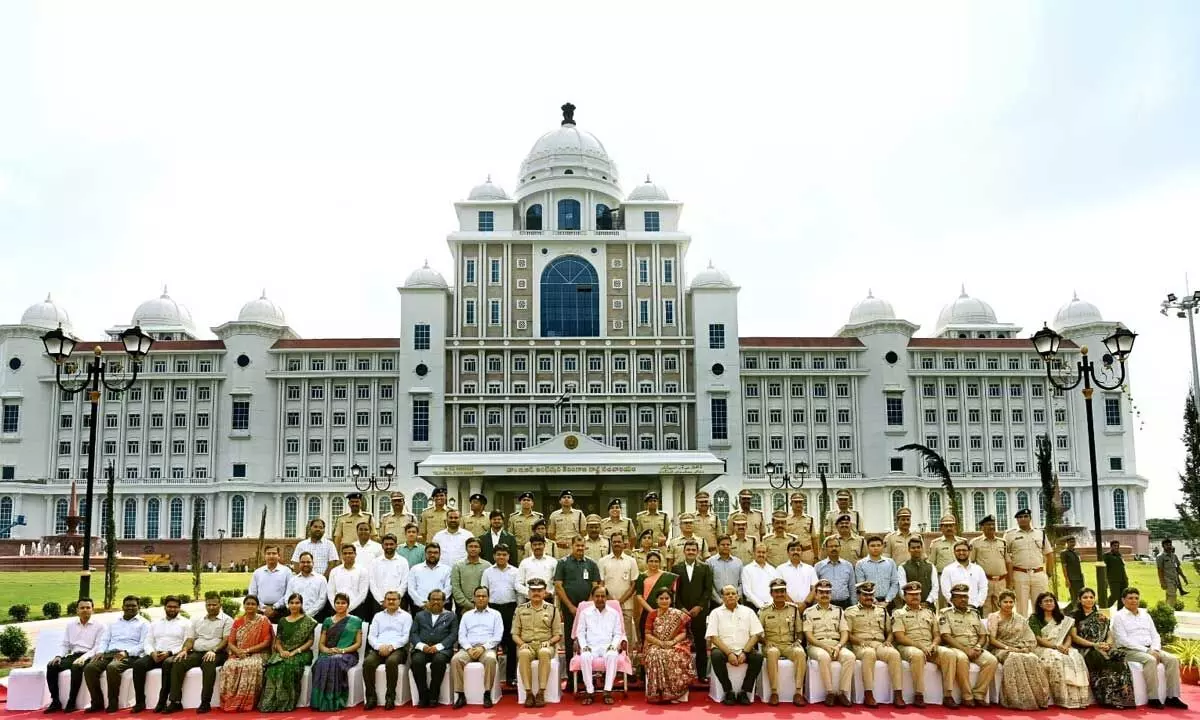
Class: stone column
660,476,677,519
274,493,284,536
682,476,697,513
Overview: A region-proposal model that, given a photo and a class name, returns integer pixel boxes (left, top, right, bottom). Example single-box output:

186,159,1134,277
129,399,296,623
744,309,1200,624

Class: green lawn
0,572,254,618
1051,560,1178,608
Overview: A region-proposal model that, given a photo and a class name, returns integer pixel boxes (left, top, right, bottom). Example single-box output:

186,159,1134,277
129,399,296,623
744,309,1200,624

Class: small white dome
690,261,734,289
467,176,510,201
936,285,998,330
1053,292,1104,330
627,175,670,201
20,293,72,332
238,291,287,326
404,261,449,290
847,290,896,325
132,287,196,332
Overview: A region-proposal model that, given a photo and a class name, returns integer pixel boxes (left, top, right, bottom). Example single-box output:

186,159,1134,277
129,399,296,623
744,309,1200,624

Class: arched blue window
525,204,542,231
994,492,1009,531
596,204,613,230
146,498,160,539
891,490,906,520
123,498,137,539
557,199,581,230
169,498,184,539
0,497,11,539
230,495,246,538
540,256,599,337
713,490,730,526
307,496,321,523
284,497,298,538
194,498,207,539
928,491,942,525
1113,489,1127,529
55,498,69,534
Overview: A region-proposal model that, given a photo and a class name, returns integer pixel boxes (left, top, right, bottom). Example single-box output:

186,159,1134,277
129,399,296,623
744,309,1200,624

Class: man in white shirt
596,532,640,646
328,544,371,619
706,584,764,705
939,541,988,610
452,587,504,708
574,585,625,704
352,521,384,567
432,510,472,567
516,536,557,602
44,597,102,713
777,540,818,611
742,544,782,609
169,592,232,713
363,591,413,710
248,545,292,620
291,518,340,576
482,544,521,686
408,543,452,610
1112,587,1188,709
368,534,410,623
132,595,194,712
286,551,331,619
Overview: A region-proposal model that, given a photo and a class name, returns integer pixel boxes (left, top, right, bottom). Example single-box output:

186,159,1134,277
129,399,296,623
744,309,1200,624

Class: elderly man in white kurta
574,586,626,702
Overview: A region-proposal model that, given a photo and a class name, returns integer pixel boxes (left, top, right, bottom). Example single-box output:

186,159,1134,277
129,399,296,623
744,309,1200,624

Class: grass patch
1052,559,1171,607
0,572,254,619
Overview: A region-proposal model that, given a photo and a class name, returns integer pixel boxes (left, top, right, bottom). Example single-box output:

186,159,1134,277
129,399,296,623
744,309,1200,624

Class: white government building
0,104,1149,551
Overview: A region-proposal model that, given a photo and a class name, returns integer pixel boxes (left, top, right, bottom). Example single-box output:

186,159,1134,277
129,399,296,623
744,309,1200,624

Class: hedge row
4,587,251,623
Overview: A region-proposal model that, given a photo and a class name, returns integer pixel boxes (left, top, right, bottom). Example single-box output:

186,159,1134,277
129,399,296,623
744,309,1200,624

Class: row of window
285,410,391,427
921,432,1071,451
456,380,681,394
460,406,682,426
743,355,852,370
285,437,395,454
59,437,214,456
55,466,209,480
747,434,855,451
460,297,679,327
62,384,216,405
745,381,851,398
458,433,681,452
285,384,394,401
921,407,1069,425
746,408,852,424
61,411,212,433
746,461,853,476
284,357,396,372
462,255,678,286
917,356,1050,371
512,203,661,232
922,381,1055,399
461,353,682,373
82,358,217,375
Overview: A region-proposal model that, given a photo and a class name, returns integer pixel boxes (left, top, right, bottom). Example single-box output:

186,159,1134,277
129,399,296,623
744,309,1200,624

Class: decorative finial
45,292,53,303
867,288,874,298
959,283,967,297
423,259,430,268
645,174,652,183
261,288,267,299
561,102,576,126
162,284,169,297
707,260,714,269
485,174,492,183
1071,290,1079,301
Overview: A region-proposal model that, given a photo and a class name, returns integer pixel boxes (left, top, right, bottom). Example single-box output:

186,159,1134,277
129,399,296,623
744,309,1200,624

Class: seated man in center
451,586,503,709
706,584,763,705
574,585,625,705
845,581,905,708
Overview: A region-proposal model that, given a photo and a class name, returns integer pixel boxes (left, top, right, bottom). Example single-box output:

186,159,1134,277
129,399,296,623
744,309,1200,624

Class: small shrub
1150,602,1178,644
1174,599,1185,612
220,599,240,618
7,604,29,622
65,601,79,616
178,594,191,604
139,596,153,610
41,602,62,619
0,626,28,660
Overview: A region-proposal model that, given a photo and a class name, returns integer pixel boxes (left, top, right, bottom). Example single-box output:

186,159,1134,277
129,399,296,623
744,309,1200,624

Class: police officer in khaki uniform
728,513,757,565
417,487,450,543
762,511,797,566
599,499,635,543
968,515,1009,614
891,581,957,708
784,493,817,564
829,514,865,564
845,582,905,708
666,513,708,565
727,489,765,539
937,583,998,707
882,507,922,565
803,578,854,706
758,577,808,706
635,491,671,547
582,515,609,561
548,490,584,553
1003,507,1052,616
523,518,560,560
928,514,965,575
460,493,490,538
378,492,416,541
512,577,562,708
508,492,542,561
333,492,376,547
823,489,861,536
692,491,721,550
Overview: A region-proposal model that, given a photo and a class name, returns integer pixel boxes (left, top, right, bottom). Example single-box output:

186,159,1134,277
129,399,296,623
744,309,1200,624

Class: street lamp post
217,529,226,571
765,461,808,490
41,326,154,601
1161,291,1200,403
350,463,396,522
1030,323,1136,599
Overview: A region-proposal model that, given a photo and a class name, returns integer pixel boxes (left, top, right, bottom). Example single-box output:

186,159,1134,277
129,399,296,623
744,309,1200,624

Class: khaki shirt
730,536,757,565
378,511,416,541
938,607,986,647
513,601,562,644
892,605,938,647
728,509,766,540
845,603,890,646
635,511,671,545
418,507,449,543
759,603,802,650
333,511,375,547
883,530,922,565
599,516,635,543
802,603,848,643
785,515,817,549
831,533,865,565
667,534,708,565
928,536,965,573
548,508,584,544
762,533,797,566
630,549,650,574
460,512,490,538
597,553,639,610
823,508,860,536
968,535,1009,577
692,513,721,550
583,536,609,562
508,511,543,551
1004,527,1052,570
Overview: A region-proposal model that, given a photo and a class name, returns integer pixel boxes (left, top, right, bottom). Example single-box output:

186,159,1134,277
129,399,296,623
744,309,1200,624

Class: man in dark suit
479,510,517,564
409,589,458,707
1059,536,1085,612
671,532,715,677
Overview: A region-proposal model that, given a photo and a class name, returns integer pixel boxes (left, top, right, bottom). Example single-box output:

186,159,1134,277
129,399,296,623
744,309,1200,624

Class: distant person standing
1103,541,1128,608
1158,539,1189,606
1060,537,1085,612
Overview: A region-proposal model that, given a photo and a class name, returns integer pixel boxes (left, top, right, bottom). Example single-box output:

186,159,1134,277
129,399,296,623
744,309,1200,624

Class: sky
1,1,1198,517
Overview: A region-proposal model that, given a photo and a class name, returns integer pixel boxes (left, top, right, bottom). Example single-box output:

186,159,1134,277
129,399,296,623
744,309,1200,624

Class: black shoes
165,702,183,714
1166,697,1189,710
195,703,210,714
45,701,63,714
483,694,493,708
453,693,467,709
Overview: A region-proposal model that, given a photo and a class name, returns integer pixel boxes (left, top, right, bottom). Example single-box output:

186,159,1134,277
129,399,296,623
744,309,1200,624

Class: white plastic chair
899,660,945,704
755,657,798,703
407,663,453,706
6,629,65,710
516,658,562,704
1128,660,1167,706
709,662,757,703
461,661,502,705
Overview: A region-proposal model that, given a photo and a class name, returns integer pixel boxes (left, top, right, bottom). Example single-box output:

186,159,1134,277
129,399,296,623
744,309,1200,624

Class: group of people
37,486,1192,712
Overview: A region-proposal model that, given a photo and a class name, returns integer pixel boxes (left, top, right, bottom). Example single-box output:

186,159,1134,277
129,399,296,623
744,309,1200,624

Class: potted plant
1166,639,1200,685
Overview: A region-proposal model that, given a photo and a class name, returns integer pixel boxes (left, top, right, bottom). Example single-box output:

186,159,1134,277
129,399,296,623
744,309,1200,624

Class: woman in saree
634,551,678,639
987,589,1051,710
1069,587,1135,709
259,593,318,712
642,589,695,704
219,595,274,711
631,530,656,574
309,592,364,711
1028,592,1090,708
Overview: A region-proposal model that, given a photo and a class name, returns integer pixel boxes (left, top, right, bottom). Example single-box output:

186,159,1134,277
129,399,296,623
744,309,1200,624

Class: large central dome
515,103,621,201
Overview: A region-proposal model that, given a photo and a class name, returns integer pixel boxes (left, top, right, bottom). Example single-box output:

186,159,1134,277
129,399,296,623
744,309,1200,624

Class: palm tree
897,443,961,535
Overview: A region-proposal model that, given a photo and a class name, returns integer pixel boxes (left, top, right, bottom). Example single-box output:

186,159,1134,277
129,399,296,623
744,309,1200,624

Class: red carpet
5,685,1197,719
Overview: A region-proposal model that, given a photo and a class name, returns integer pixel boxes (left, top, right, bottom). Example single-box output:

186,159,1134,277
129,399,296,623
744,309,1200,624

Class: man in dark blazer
671,531,715,678
409,589,458,707
478,510,518,564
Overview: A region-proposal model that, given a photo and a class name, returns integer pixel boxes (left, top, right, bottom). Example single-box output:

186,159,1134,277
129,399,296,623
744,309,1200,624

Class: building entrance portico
416,433,726,519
